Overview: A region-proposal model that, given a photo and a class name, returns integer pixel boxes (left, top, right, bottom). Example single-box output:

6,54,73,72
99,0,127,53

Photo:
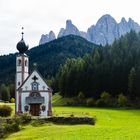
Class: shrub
10,98,15,103
5,121,20,132
0,105,12,117
46,116,95,125
100,91,110,101
76,92,86,105
117,93,128,107
0,119,5,138
31,119,46,127
86,98,95,107
78,91,85,99
95,99,106,107
96,91,113,107
0,117,20,138
20,113,32,124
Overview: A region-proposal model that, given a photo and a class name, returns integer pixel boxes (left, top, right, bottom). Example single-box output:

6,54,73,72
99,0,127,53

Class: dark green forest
54,31,140,104
1,31,140,106
0,35,96,84
0,35,97,101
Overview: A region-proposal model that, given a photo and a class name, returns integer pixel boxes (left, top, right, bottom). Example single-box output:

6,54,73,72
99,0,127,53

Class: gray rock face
128,18,140,31
87,15,140,45
87,14,119,45
118,18,130,36
58,20,80,38
39,31,56,45
39,15,140,46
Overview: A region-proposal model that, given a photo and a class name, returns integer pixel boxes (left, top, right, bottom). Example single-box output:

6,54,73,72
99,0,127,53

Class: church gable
18,70,49,91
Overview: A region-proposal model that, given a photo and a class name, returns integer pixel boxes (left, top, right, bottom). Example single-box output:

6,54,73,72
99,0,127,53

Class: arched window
17,59,21,66
31,82,39,91
18,82,20,86
25,60,28,66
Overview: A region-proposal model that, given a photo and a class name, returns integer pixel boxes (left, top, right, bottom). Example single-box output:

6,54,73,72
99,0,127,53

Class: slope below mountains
0,35,97,84
39,14,140,46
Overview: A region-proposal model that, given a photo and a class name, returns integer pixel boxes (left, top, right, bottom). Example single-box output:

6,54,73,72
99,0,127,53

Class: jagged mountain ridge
39,31,56,45
39,14,140,46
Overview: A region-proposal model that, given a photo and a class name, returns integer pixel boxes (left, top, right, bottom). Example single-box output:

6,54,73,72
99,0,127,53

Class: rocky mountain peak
97,14,117,25
39,14,140,46
49,31,56,40
120,17,127,24
58,20,80,38
66,20,72,27
39,30,56,45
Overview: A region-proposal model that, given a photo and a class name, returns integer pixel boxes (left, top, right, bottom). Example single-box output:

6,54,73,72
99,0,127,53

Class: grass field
2,104,140,140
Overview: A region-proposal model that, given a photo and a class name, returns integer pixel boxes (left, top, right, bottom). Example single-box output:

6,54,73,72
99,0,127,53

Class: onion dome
16,28,28,54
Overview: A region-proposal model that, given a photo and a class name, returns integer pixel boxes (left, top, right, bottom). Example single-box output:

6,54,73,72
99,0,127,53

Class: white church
15,30,52,116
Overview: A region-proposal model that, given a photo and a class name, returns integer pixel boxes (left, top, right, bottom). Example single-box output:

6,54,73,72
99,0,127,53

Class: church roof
17,69,52,92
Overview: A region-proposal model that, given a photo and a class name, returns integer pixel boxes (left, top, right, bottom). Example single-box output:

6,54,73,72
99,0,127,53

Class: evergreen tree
0,84,10,102
128,67,136,98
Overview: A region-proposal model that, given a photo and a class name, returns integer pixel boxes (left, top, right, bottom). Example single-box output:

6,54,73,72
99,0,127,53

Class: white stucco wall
16,70,50,116
21,91,49,116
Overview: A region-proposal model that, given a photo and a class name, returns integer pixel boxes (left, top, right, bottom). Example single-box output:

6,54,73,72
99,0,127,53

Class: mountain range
39,14,140,46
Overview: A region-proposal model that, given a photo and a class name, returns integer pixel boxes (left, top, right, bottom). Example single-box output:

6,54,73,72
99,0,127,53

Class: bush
100,91,110,101
117,93,128,107
31,119,46,127
96,91,114,107
10,98,15,103
76,92,86,105
0,105,12,117
86,98,95,107
5,121,20,132
0,119,5,138
78,91,85,99
20,113,32,124
0,117,20,138
46,116,95,125
95,99,106,107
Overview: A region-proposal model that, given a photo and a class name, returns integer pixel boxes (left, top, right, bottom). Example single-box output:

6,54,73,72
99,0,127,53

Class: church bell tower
16,28,29,113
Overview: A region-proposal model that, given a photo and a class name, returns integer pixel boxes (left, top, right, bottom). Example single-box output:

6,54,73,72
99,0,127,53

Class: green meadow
2,103,140,140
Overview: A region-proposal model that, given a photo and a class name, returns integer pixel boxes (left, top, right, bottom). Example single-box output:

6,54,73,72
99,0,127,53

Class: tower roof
16,27,28,54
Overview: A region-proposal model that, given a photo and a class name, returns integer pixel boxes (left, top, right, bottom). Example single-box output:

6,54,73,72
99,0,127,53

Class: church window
17,59,21,66
25,60,27,66
43,86,45,90
32,82,39,91
41,105,46,112
24,105,29,112
18,82,20,86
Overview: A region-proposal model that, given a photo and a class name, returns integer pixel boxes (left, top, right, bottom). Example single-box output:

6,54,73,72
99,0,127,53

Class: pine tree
128,67,136,98
0,84,10,102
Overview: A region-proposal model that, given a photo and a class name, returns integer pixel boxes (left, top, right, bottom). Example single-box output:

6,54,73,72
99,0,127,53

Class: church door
30,104,40,116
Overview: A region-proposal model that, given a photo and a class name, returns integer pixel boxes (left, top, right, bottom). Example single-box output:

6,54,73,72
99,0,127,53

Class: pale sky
0,0,140,55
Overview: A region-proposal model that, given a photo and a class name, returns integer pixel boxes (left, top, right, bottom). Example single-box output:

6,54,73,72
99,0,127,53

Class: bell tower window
25,60,27,66
18,82,20,86
17,59,21,66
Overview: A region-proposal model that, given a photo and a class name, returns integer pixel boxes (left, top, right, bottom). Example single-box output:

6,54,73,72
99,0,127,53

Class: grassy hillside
4,107,140,140
52,93,74,106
